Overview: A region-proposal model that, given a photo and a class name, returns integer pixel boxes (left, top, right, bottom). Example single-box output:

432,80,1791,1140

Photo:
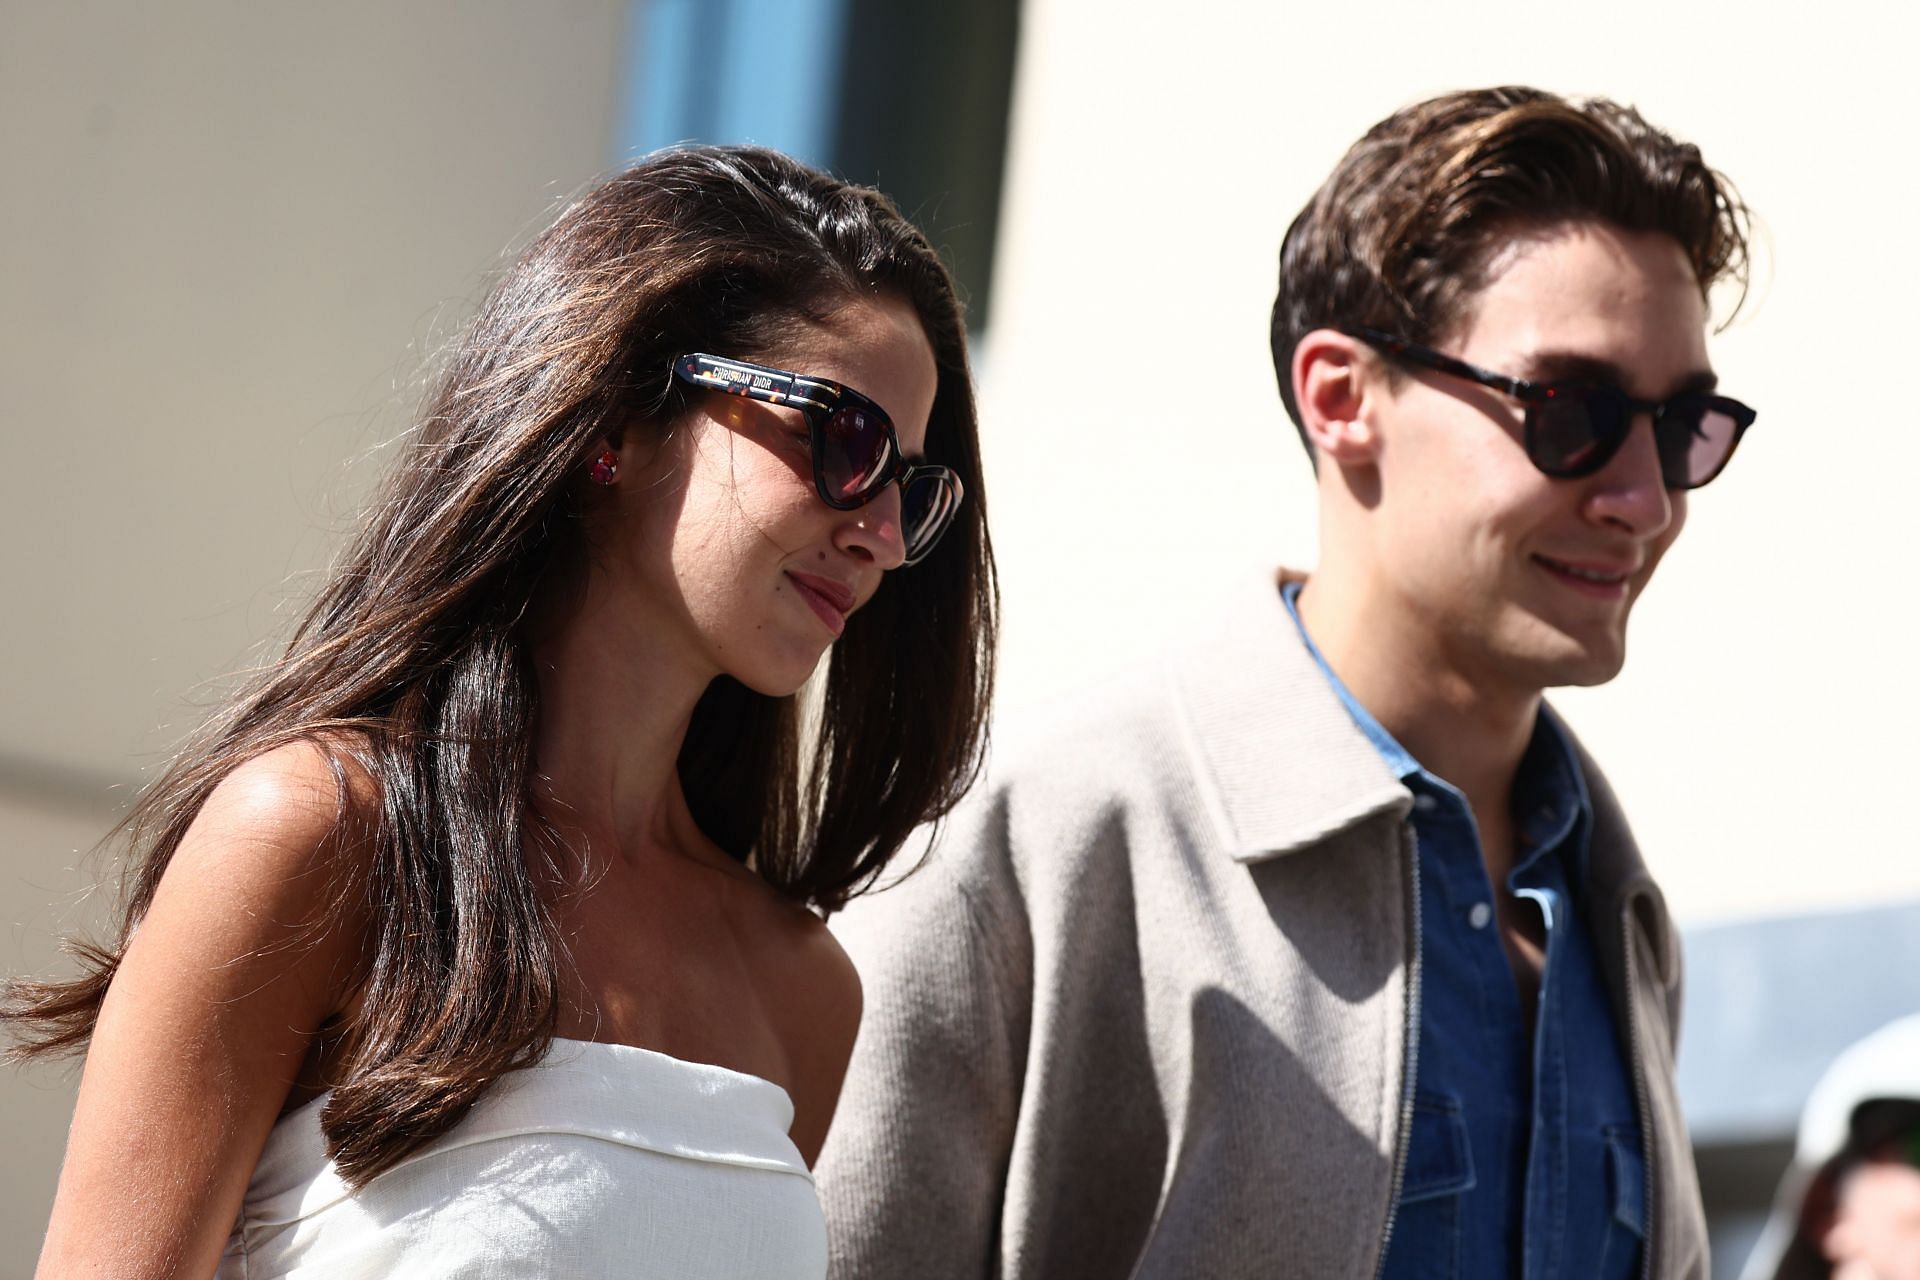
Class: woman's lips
785,571,854,637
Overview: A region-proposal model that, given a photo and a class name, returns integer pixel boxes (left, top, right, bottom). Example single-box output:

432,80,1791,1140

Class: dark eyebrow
1518,348,1720,397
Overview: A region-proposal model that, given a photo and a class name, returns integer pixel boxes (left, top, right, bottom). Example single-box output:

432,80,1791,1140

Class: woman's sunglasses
1343,326,1758,490
671,353,963,565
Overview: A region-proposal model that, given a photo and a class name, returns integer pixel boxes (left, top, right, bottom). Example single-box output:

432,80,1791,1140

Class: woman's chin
732,650,829,700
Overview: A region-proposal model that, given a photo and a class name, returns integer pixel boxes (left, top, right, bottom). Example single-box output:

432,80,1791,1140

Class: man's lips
785,571,855,637
1532,553,1638,599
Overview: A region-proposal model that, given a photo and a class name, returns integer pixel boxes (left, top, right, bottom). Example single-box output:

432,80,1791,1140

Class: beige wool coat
818,571,1708,1279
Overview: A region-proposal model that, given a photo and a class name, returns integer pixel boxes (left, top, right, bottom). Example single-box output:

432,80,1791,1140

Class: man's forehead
1449,223,1713,390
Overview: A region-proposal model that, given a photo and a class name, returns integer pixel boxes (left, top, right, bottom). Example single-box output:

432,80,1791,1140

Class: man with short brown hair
819,86,1756,1279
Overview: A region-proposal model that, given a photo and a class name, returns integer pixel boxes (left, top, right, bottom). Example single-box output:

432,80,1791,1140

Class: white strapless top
216,1038,825,1279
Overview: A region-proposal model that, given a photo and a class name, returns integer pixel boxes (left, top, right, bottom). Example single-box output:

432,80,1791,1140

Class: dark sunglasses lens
1528,397,1622,477
1658,402,1742,488
901,472,959,562
821,405,896,504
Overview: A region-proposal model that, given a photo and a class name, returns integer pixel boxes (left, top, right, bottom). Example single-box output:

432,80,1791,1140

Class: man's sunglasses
1343,326,1758,490
671,353,963,565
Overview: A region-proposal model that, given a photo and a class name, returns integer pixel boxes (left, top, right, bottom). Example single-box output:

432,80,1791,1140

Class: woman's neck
523,568,716,865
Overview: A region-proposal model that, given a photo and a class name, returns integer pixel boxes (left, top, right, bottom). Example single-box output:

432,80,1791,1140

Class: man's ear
1292,329,1380,465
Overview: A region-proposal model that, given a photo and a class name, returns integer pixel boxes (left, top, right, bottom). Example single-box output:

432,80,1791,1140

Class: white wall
0,3,627,1269
977,0,1920,926
0,798,110,1275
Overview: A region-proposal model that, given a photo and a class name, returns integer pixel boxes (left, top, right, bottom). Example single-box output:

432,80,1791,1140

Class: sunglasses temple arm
1343,328,1534,400
687,355,808,396
1418,348,1536,401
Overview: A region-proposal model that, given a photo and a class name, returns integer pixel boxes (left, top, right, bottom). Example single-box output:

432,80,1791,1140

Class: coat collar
1165,567,1676,990
1166,568,1412,863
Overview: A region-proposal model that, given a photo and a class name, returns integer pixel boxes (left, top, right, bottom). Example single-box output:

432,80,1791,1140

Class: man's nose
1585,415,1675,539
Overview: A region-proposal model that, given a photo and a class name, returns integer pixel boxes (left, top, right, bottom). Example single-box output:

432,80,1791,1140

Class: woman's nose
833,484,908,570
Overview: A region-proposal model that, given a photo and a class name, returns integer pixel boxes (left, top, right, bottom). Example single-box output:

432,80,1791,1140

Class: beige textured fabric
818,570,1706,1279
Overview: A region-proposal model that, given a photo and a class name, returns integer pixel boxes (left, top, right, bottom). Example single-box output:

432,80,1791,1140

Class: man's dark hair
1270,85,1753,454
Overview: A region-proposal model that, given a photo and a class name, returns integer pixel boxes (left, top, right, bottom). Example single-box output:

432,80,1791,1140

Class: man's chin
1493,625,1629,692
1487,604,1632,689
1548,659,1627,690
1533,638,1628,690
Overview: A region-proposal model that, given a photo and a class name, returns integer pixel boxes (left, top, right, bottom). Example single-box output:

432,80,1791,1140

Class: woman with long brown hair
5,145,995,1277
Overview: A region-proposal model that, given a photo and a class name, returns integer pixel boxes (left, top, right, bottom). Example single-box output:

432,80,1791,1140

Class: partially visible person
819,86,1756,1279
1745,1015,1920,1280
4,145,995,1278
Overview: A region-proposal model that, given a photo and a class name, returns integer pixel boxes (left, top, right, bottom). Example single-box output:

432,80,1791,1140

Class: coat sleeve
815,804,1033,1280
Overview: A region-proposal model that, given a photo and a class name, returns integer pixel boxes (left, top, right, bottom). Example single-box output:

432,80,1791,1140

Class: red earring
589,448,619,486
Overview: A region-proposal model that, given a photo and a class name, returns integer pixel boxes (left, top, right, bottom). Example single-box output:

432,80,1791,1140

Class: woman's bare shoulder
743,892,862,1164
197,734,381,842
36,737,387,1274
159,735,383,969
735,878,860,1015
768,899,862,1023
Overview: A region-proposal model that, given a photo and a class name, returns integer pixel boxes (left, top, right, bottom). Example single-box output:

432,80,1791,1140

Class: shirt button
1468,902,1494,930
1412,794,1438,813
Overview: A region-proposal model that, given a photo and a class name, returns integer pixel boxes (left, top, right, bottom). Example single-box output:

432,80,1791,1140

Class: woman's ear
1291,329,1380,466
586,426,630,487
589,451,619,486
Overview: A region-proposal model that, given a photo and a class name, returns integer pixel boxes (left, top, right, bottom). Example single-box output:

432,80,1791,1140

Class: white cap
1794,1013,1920,1165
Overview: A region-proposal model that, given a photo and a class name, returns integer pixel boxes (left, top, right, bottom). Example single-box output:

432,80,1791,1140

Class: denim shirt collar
1278,580,1593,886
1279,580,1421,780
1511,704,1593,885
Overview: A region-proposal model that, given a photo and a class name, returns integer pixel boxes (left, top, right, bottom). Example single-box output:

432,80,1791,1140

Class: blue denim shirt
1283,585,1645,1279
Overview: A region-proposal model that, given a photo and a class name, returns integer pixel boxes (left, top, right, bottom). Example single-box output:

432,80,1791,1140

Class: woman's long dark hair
2,146,996,1184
